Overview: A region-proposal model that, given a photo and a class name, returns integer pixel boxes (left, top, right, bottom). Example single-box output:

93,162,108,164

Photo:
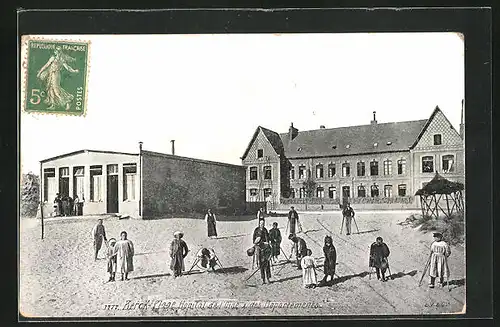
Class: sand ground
19,211,465,317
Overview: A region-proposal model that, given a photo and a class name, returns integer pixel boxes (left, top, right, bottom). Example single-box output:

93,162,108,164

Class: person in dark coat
170,231,189,277
269,222,282,262
369,236,391,282
288,206,301,234
256,207,266,226
61,195,70,216
91,219,107,260
53,193,62,217
205,209,217,238
253,219,271,284
321,235,337,285
342,203,355,235
289,234,307,269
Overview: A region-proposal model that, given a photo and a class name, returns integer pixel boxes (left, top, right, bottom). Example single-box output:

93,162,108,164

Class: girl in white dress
301,249,317,288
428,232,451,288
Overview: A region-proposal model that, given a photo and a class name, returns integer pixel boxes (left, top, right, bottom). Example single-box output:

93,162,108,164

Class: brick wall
142,151,246,218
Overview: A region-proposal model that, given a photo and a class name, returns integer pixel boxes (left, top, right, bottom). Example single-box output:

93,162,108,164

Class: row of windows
287,184,407,199
43,163,137,202
422,155,455,173
289,159,407,180
249,166,272,180
249,188,272,199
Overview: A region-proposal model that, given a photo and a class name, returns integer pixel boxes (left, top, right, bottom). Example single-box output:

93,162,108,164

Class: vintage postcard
19,32,466,319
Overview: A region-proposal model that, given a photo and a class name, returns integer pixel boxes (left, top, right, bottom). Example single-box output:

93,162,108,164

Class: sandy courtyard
19,211,465,318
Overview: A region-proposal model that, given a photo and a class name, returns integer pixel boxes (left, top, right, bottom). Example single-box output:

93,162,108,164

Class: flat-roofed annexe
39,149,246,218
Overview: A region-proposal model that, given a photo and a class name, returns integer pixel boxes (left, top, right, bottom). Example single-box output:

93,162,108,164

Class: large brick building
39,143,246,218
241,106,465,210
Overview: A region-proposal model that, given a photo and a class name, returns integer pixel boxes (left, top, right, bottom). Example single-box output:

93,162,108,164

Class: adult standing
91,219,107,260
321,235,337,285
369,236,391,282
61,195,69,216
256,207,266,226
288,206,301,234
428,232,451,288
342,203,355,235
170,231,189,278
253,220,271,284
289,234,308,269
53,193,62,217
114,231,134,281
205,209,217,239
268,222,282,262
73,195,81,216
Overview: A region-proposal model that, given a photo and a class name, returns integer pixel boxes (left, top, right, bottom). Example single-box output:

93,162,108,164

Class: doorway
107,164,119,213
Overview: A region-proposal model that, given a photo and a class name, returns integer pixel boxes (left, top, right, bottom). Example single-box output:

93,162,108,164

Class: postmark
23,38,90,116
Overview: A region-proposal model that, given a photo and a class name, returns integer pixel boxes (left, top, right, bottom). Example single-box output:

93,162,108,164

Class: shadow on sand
446,278,465,288
354,229,380,235
132,272,171,280
214,266,249,274
386,270,418,280
214,234,248,240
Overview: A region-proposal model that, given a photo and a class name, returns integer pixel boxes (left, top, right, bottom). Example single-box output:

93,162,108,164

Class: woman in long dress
321,235,337,285
205,209,217,238
170,231,189,277
114,231,134,281
301,249,317,288
428,232,451,288
106,238,117,282
36,46,79,110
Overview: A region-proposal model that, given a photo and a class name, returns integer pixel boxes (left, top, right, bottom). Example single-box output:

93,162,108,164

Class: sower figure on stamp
106,238,117,282
321,235,337,285
36,46,79,110
342,203,355,235
256,207,266,226
205,209,217,239
170,231,189,278
114,231,134,281
289,234,308,269
369,236,391,282
269,222,282,263
288,206,301,234
91,219,107,260
428,232,451,288
253,219,271,284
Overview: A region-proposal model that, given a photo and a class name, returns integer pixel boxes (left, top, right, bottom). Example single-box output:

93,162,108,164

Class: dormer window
374,142,378,147
433,134,442,145
386,141,392,145
257,149,263,158
332,145,337,149
297,147,302,151
345,144,350,149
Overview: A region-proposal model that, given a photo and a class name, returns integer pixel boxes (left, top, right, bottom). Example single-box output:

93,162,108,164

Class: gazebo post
434,194,439,219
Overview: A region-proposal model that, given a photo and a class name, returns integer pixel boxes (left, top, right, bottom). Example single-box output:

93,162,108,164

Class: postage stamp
23,38,90,115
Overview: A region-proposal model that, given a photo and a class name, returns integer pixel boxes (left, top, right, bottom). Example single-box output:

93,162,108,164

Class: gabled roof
279,119,427,159
410,106,461,148
241,126,285,160
40,149,138,163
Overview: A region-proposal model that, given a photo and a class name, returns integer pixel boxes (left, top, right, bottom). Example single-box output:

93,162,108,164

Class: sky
20,32,464,174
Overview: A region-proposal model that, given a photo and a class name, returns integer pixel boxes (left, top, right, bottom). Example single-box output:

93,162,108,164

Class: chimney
171,140,175,155
320,125,325,129
371,111,377,125
139,141,143,152
288,122,299,141
459,99,465,140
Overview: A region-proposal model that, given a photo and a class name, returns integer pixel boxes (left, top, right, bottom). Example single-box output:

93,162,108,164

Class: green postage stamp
23,38,90,115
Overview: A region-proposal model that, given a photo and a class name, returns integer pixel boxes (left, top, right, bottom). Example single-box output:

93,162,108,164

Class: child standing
428,232,451,288
106,238,117,282
301,249,318,288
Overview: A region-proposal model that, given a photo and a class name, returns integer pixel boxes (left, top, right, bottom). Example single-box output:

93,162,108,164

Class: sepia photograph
19,31,466,318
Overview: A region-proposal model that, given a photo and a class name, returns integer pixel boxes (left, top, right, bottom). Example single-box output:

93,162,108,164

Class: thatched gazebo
415,172,464,219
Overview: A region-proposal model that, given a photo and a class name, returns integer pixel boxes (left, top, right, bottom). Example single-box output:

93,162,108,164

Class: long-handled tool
352,215,360,234
339,215,345,234
418,253,432,287
386,258,393,279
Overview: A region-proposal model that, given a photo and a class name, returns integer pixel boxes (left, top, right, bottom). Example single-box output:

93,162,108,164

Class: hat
174,231,184,238
433,232,443,238
324,235,332,243
247,247,255,256
254,236,261,244
108,238,117,244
